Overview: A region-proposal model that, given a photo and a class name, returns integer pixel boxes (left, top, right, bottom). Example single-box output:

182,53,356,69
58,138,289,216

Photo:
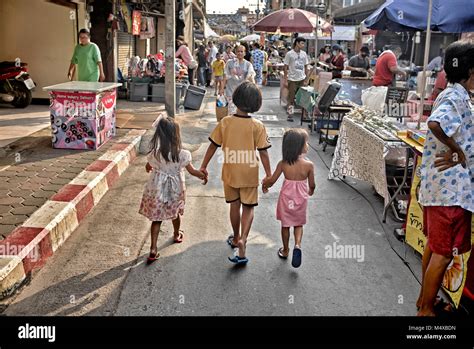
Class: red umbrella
252,8,332,33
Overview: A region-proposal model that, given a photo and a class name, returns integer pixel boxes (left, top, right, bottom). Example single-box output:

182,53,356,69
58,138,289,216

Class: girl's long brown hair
148,117,182,163
282,129,308,165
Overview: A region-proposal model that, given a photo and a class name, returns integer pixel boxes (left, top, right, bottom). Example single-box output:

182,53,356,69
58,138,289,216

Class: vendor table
395,133,474,309
43,82,122,150
328,117,406,208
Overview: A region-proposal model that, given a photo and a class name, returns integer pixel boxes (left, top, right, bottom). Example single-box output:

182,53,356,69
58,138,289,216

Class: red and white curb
0,129,146,299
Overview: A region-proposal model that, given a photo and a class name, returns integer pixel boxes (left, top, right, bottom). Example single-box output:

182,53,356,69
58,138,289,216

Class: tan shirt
209,115,271,187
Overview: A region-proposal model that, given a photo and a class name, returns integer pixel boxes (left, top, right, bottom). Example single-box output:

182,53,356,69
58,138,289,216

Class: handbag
188,59,198,70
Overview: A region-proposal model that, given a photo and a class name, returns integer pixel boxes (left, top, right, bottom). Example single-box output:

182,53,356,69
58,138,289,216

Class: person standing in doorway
284,37,310,122
68,29,105,82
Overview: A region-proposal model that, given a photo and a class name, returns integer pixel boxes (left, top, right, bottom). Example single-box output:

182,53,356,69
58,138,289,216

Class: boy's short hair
293,37,306,47
232,81,262,113
444,40,474,84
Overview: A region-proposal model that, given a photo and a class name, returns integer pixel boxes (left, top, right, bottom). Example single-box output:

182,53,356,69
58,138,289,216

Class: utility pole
165,0,176,117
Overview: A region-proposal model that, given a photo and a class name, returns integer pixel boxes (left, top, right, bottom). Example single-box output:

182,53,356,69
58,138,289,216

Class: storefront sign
132,10,141,36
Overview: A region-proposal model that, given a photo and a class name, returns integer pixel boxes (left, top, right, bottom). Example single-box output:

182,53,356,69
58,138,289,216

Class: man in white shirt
284,37,310,122
207,41,218,65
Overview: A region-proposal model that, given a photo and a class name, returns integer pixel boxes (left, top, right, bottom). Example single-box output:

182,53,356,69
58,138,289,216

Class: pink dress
276,179,309,228
139,150,192,221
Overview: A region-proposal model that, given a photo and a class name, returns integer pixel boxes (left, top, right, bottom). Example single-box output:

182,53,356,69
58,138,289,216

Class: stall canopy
363,0,474,32
240,33,261,42
252,8,332,33
299,26,357,41
204,22,220,39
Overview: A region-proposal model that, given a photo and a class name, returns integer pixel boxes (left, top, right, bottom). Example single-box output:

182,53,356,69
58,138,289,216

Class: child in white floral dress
139,116,207,264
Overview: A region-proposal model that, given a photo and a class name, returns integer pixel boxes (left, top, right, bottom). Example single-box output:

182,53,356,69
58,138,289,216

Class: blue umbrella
363,0,474,33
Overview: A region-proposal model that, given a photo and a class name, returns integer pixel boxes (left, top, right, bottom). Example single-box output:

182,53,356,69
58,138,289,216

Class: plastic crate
151,83,183,108
129,82,149,102
184,85,206,110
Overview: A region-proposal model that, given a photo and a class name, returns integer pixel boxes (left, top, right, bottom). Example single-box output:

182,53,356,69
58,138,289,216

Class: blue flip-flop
226,235,238,248
228,255,249,265
292,248,302,268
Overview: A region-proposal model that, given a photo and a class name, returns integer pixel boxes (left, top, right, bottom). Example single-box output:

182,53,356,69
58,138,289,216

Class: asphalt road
2,86,422,316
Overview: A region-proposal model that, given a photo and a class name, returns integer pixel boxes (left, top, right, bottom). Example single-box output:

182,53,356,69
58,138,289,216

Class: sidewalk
0,94,214,299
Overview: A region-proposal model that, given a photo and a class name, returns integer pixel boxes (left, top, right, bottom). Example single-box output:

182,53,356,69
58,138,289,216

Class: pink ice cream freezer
43,82,122,150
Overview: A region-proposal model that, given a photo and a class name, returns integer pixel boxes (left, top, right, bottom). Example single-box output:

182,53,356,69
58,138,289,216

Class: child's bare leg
150,221,162,254
417,244,432,309
230,200,241,245
238,205,254,258
172,215,181,239
417,252,452,316
294,226,303,249
281,227,290,256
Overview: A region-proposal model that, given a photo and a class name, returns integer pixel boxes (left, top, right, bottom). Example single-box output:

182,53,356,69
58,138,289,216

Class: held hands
199,167,209,185
261,176,272,194
145,162,152,173
434,148,467,171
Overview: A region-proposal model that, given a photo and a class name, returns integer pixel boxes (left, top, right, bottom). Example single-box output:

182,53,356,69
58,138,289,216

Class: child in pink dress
263,129,315,268
139,116,207,264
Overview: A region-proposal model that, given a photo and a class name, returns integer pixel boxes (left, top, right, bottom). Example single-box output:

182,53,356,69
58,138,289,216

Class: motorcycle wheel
11,80,32,108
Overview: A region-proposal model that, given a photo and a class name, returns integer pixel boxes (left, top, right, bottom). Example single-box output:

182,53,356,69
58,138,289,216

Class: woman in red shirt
329,45,344,79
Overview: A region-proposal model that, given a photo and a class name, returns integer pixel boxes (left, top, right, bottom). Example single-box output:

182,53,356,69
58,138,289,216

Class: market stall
328,106,407,210
43,81,121,150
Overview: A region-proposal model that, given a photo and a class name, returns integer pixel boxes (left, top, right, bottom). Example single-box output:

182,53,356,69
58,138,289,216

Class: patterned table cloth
328,117,406,206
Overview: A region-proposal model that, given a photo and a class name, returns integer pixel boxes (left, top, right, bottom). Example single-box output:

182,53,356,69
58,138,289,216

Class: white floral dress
139,149,192,221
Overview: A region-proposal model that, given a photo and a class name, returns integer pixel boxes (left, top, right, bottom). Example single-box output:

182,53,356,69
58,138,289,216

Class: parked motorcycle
0,59,35,108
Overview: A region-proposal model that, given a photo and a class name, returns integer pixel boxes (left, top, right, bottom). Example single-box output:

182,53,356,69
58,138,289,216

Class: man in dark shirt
347,46,374,78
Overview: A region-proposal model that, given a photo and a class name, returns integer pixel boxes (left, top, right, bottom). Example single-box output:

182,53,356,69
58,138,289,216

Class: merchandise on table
345,105,403,141
406,129,427,145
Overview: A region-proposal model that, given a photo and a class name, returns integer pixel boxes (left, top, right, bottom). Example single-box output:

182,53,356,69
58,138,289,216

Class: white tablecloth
328,117,406,205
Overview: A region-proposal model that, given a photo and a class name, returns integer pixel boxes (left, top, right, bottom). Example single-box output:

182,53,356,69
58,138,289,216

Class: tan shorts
224,184,258,207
